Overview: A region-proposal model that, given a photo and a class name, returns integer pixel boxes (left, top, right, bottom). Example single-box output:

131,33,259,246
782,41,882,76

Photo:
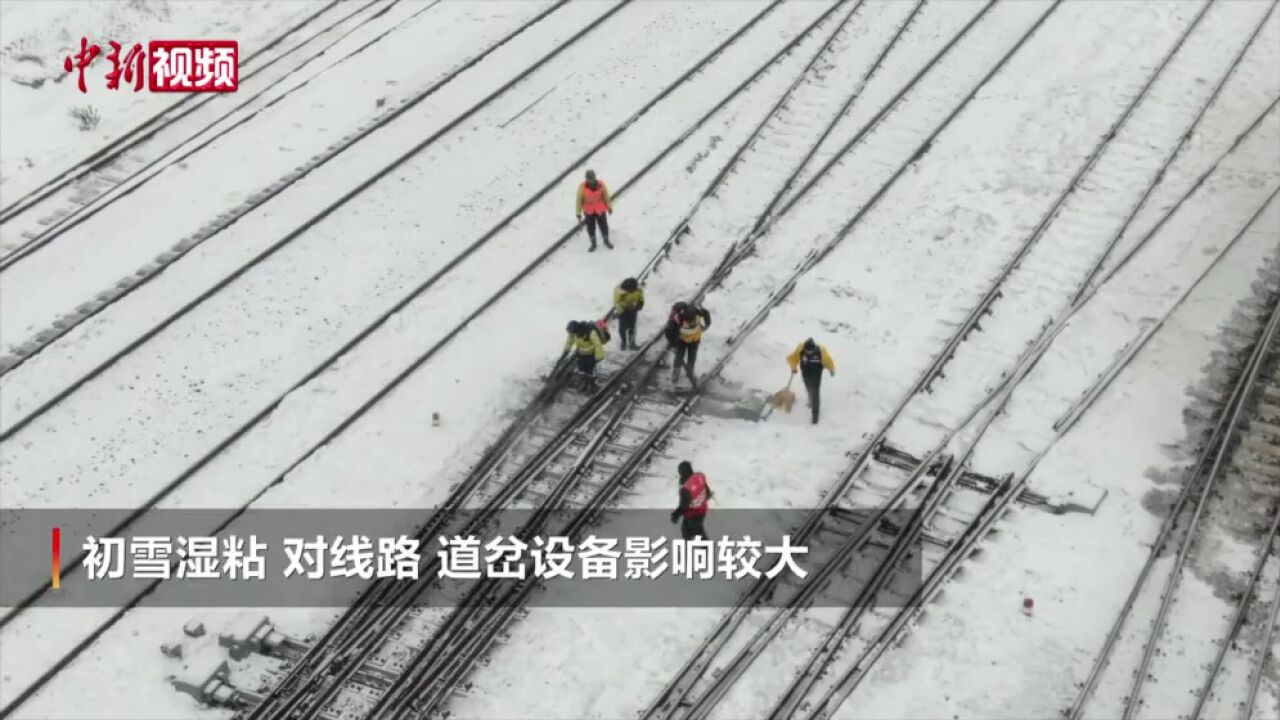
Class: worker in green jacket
564,321,606,390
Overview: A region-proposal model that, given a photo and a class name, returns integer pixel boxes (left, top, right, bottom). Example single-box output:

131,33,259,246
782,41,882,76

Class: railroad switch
873,440,1107,514
164,629,239,707
218,614,286,660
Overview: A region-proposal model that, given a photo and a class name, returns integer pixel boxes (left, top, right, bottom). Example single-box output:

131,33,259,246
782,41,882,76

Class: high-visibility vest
682,473,709,517
581,182,609,214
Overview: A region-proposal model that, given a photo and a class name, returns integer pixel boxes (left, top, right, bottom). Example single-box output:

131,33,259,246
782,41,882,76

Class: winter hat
621,277,638,292
566,321,578,333
585,169,597,182
677,461,694,480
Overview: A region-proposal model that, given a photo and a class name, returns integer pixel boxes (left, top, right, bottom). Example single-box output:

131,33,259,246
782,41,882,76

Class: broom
770,373,797,412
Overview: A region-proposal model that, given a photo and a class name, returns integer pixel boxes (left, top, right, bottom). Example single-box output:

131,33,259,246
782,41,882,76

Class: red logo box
147,40,238,93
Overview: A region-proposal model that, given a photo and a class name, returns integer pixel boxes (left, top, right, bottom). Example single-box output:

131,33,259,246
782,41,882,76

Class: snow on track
0,3,850,715
0,0,409,263
0,0,456,350
438,2,1198,718
774,0,990,211
0,0,328,201
0,0,586,418
836,79,1280,720
888,0,1265,454
0,1,769,508
843,201,1280,720
428,3,1280,719
0,0,558,358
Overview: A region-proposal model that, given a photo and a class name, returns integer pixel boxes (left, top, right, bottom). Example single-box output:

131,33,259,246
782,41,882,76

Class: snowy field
1,0,1278,719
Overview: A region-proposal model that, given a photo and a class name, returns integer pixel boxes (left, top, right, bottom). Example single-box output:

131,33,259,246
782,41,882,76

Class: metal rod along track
799,182,1280,720
0,0,434,272
0,0,347,223
0,0,882,637
239,3,917,716
350,5,977,702
647,8,1280,715
762,4,1224,713
0,0,578,381
4,5,884,711
4,0,843,703
358,8,1000,704
1059,163,1280,720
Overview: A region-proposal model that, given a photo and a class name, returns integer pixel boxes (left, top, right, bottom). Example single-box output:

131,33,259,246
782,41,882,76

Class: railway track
1065,208,1280,720
1193,327,1280,720
1,3,1269,719
0,0,430,271
0,0,972,635
226,2,954,717
0,0,823,626
0,1,878,714
0,0,348,228
233,1,1144,716
794,191,1280,720
644,4,1280,717
0,0,576,379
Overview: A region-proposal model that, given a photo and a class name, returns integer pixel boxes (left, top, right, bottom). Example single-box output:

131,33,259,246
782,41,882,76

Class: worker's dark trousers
575,353,597,390
619,310,638,349
681,514,707,541
584,213,609,245
673,341,699,383
803,368,822,424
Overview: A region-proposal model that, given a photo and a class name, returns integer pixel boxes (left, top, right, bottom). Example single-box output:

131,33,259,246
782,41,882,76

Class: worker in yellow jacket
671,305,710,386
576,169,613,252
787,338,836,425
613,277,645,350
565,321,606,390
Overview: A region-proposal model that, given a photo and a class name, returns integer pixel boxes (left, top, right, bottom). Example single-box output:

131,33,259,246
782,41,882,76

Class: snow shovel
770,375,797,413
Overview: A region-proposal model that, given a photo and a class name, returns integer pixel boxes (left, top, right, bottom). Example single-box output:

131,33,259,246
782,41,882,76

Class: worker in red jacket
575,169,613,251
670,460,713,540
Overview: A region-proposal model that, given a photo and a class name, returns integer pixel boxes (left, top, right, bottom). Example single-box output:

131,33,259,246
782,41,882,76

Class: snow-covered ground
1,0,1278,718
0,0,330,200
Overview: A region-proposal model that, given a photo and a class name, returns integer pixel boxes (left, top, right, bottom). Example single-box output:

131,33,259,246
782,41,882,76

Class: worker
613,277,645,350
564,321,605,390
670,460,713,540
575,169,613,251
664,302,688,350
670,304,711,386
787,338,836,424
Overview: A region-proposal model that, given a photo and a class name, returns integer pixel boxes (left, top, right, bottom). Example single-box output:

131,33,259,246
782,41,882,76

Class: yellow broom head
770,387,796,412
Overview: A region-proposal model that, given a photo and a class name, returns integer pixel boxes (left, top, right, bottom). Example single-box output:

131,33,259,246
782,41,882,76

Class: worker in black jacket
665,304,711,385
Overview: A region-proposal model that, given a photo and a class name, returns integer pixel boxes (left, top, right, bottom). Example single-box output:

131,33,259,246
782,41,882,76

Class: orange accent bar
51,527,61,590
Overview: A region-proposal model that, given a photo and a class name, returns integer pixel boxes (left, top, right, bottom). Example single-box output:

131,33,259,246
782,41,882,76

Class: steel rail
0,0,348,222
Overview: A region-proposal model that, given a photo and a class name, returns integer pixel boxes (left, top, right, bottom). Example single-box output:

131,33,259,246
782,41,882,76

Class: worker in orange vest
575,169,613,252
670,460,713,540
